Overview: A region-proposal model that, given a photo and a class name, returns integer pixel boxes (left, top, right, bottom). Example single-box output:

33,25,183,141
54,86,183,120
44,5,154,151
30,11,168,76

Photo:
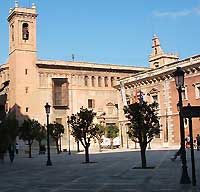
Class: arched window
84,76,89,86
91,76,95,87
104,77,108,87
155,48,157,55
22,23,29,40
98,77,102,87
154,62,159,68
148,88,160,109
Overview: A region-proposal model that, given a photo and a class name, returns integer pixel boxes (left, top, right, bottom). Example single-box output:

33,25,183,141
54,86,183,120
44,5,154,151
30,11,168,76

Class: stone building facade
1,3,199,150
0,3,147,149
116,35,200,148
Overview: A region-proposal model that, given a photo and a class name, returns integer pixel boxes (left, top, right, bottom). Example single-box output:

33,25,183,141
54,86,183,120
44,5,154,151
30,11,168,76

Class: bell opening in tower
22,23,29,40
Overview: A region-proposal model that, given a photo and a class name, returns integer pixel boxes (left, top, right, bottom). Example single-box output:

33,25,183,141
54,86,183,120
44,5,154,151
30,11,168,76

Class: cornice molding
36,63,143,74
116,54,200,88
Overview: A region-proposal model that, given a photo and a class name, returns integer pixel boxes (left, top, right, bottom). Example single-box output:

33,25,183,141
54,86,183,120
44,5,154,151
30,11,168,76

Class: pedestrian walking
171,147,182,161
8,144,15,163
15,143,19,154
196,134,200,151
185,135,190,148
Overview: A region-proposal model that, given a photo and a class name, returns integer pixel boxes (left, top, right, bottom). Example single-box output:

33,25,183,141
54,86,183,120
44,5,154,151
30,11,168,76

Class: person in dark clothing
196,134,200,151
15,143,19,154
185,135,190,148
171,147,182,161
8,144,15,163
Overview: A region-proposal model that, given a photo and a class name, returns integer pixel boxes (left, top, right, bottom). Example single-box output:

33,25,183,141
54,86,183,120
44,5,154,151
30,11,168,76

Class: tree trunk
85,146,90,163
98,141,102,152
140,146,147,168
38,141,41,154
28,141,32,158
77,141,80,152
56,139,59,154
0,153,4,163
111,138,114,150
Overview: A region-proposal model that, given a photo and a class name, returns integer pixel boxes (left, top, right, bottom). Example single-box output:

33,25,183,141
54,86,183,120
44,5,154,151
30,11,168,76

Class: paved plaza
1,147,200,192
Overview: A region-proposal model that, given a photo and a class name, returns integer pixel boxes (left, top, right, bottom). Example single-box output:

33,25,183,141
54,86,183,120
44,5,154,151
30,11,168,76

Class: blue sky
0,0,200,67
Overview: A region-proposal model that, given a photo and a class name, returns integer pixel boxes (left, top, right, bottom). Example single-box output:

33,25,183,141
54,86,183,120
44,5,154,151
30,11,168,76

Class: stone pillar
163,80,172,147
107,76,111,87
87,76,91,87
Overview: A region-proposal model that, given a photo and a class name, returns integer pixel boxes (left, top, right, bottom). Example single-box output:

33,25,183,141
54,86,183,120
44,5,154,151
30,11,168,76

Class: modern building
115,35,200,148
0,3,147,149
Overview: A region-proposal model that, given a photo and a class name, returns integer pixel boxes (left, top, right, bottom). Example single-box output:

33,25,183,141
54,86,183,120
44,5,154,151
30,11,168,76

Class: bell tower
8,2,38,120
149,35,179,69
8,2,37,54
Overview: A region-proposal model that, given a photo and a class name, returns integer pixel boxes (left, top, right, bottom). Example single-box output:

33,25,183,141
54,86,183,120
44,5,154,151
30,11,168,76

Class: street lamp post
67,116,71,155
174,67,190,184
45,103,52,166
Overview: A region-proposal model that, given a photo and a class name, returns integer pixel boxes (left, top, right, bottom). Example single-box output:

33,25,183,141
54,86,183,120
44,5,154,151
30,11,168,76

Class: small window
154,62,159,68
152,95,159,109
11,24,14,41
55,118,62,124
25,87,29,93
84,76,89,86
155,48,157,55
25,107,29,112
194,84,200,99
25,69,28,75
152,95,158,103
88,99,95,109
182,85,188,100
91,76,95,87
98,77,102,87
22,23,29,40
104,77,108,87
